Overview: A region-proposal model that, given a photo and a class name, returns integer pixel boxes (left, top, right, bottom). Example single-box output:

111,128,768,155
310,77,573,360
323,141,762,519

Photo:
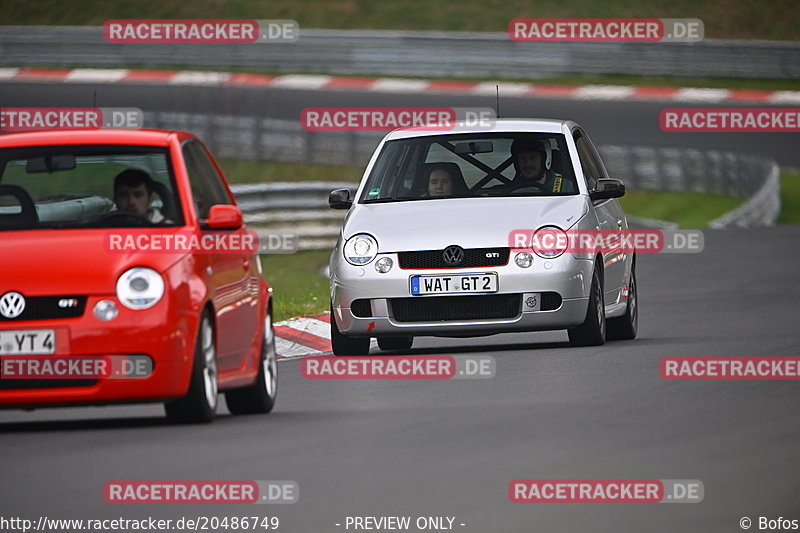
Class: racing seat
150,180,177,221
0,185,39,229
414,162,469,196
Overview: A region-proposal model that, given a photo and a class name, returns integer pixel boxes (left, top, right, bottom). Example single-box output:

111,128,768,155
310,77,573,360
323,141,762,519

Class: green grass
778,168,800,224
259,249,331,321
2,0,799,40
619,190,744,228
219,160,362,184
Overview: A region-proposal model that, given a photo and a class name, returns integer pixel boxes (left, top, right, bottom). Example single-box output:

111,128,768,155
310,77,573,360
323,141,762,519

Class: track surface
1,80,799,531
2,227,800,532
0,81,798,166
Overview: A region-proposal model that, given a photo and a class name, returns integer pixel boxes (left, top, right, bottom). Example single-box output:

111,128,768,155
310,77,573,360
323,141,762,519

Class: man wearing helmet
508,138,574,193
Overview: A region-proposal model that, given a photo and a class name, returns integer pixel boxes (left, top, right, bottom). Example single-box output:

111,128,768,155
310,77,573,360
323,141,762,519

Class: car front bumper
331,252,595,338
0,296,197,408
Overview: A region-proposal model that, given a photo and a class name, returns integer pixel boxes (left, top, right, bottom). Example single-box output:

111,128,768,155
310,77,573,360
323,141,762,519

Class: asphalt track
1,81,800,532
0,80,797,166
2,224,800,531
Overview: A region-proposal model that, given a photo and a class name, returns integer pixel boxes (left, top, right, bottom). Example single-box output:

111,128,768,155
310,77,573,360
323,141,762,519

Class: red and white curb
275,313,332,359
1,67,798,104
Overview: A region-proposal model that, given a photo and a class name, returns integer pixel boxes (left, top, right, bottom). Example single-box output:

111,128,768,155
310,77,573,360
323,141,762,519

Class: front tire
331,305,370,355
226,309,278,415
165,311,218,423
607,263,638,341
568,266,606,347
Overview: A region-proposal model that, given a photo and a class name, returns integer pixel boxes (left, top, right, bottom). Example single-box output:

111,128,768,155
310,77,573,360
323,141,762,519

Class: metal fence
1,26,799,79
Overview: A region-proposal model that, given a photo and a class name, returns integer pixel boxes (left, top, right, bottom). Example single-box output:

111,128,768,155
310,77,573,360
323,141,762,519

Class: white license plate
410,273,498,295
0,329,56,355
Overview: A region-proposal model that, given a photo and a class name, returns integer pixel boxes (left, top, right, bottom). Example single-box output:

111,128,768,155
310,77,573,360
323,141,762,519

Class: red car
0,129,277,423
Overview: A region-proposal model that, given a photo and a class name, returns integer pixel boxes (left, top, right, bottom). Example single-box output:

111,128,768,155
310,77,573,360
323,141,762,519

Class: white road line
768,91,800,105
573,85,636,101
271,74,333,89
65,69,129,83
168,71,232,86
473,81,531,96
370,78,429,93
0,68,20,80
673,88,731,103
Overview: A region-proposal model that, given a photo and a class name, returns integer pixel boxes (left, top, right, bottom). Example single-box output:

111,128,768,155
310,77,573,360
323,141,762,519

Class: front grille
351,299,372,318
0,295,87,322
398,248,509,269
540,292,562,311
390,294,521,323
0,379,96,390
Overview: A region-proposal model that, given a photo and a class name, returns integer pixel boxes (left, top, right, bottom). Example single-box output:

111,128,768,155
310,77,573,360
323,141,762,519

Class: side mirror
205,204,243,230
329,188,353,210
590,178,625,201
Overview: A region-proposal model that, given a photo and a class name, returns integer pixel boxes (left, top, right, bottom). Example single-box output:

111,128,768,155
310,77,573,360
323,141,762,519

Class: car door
182,141,257,373
572,129,627,304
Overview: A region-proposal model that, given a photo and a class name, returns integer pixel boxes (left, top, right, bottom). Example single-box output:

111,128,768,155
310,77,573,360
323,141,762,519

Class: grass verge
259,249,331,322
220,160,361,184
778,168,800,224
619,190,744,228
2,0,799,40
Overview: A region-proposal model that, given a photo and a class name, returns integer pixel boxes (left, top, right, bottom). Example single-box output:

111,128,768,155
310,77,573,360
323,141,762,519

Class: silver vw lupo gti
328,119,638,354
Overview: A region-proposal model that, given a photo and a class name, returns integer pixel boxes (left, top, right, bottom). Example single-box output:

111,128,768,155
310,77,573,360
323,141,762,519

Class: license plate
410,273,498,295
0,329,56,355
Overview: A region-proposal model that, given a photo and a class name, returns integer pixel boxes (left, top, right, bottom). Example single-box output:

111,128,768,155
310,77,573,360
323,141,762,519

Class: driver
113,169,169,223
509,138,573,193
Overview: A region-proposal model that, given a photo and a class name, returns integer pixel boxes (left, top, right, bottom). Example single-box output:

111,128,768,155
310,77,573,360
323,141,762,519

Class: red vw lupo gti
0,129,277,423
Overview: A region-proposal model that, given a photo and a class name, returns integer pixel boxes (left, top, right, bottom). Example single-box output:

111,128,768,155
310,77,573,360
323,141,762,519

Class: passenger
422,163,469,197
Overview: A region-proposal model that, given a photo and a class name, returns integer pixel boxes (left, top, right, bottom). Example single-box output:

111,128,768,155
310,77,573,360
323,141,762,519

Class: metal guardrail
1,26,799,79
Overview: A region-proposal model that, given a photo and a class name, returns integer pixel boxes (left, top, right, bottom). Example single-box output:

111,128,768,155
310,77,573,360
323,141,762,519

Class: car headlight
532,226,568,259
375,257,393,273
343,234,378,266
116,267,165,310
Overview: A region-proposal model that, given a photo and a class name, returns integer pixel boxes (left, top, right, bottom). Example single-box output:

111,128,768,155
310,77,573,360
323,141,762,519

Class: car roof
0,128,194,149
385,118,576,141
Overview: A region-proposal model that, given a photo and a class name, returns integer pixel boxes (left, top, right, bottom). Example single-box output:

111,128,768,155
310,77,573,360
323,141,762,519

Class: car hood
343,195,589,251
0,229,186,296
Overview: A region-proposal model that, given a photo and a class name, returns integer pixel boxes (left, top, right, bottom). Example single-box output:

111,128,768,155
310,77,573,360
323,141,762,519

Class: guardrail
1,26,799,79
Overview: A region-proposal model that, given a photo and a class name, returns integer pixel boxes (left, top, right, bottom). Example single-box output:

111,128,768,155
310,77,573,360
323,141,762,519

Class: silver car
328,119,637,354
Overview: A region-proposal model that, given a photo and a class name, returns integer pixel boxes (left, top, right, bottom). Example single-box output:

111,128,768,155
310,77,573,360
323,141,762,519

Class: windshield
0,145,182,230
359,133,578,203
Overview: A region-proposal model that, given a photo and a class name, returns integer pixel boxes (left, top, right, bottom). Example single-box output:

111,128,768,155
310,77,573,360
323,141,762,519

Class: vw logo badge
442,245,465,266
0,291,26,319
